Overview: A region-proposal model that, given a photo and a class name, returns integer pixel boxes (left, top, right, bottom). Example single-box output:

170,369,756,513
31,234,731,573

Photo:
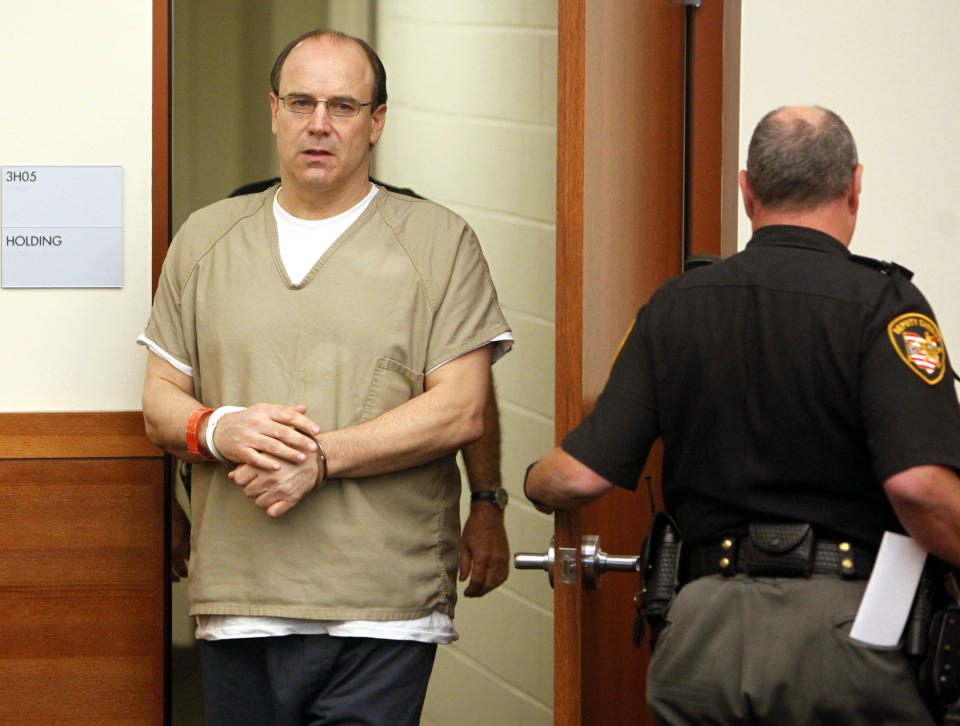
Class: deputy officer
525,106,960,724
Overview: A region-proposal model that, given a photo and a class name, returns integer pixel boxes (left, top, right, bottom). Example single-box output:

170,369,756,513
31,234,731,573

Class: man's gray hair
745,106,858,209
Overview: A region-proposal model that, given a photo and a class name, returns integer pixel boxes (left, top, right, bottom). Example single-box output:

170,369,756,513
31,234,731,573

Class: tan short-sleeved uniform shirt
144,187,510,620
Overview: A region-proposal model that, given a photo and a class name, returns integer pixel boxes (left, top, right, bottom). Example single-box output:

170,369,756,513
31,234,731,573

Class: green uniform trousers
647,574,934,725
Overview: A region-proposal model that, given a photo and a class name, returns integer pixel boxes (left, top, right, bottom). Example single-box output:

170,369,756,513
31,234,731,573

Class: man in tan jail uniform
140,29,512,725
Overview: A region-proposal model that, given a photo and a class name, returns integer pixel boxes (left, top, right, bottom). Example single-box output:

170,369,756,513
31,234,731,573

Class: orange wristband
186,407,216,460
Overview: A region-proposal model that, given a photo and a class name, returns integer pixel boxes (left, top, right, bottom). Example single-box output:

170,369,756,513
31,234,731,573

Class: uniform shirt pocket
360,358,425,422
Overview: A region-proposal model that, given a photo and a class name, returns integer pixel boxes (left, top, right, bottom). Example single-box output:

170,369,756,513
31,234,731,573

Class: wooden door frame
153,0,171,296
553,1,740,723
153,1,172,722
687,0,742,260
553,1,586,716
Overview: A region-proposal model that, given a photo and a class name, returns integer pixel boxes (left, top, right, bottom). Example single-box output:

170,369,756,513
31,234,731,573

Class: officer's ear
739,170,756,220
847,164,863,215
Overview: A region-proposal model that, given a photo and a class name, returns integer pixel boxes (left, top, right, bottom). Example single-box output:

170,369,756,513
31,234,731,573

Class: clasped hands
213,403,323,518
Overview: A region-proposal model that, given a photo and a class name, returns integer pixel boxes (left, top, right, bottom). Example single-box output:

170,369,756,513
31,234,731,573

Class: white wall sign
1,165,122,288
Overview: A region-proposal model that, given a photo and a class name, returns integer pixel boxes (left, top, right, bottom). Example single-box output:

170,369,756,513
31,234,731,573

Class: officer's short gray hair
746,106,858,209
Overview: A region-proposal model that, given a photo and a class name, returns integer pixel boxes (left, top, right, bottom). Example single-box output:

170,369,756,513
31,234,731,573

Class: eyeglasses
278,94,372,117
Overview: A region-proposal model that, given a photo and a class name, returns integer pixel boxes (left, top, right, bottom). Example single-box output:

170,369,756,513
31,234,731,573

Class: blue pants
198,635,437,726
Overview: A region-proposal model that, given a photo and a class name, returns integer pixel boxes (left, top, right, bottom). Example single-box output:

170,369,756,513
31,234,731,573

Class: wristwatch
471,487,509,510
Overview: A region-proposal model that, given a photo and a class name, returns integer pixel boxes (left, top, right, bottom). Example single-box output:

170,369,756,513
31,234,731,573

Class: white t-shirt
275,183,378,285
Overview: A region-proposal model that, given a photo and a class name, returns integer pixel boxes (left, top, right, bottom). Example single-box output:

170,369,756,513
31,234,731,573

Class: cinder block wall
373,2,558,724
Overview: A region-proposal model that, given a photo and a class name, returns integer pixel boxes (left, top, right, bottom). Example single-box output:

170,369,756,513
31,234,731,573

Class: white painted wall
374,2,558,724
0,0,153,411
739,0,960,363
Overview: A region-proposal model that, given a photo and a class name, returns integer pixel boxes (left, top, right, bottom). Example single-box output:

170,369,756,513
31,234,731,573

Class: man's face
270,36,385,202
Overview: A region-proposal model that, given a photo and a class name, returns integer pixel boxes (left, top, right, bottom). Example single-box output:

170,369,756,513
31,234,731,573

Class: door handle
514,536,558,587
579,534,640,589
514,534,640,589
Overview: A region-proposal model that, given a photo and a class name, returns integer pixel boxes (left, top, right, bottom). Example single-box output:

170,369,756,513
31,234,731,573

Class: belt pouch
740,523,815,577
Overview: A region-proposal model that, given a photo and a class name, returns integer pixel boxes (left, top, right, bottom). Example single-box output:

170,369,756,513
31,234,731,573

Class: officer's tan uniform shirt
144,187,510,620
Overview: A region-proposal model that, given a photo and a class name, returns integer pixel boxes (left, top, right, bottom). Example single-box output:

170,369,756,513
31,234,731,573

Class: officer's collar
746,225,849,256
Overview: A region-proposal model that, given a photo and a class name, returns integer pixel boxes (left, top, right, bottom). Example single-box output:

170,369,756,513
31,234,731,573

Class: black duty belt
680,523,876,584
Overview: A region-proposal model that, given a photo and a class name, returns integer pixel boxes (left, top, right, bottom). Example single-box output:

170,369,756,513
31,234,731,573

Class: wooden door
552,1,738,724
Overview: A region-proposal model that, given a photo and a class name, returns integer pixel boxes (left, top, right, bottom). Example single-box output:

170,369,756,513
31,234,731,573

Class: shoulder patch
887,313,946,384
